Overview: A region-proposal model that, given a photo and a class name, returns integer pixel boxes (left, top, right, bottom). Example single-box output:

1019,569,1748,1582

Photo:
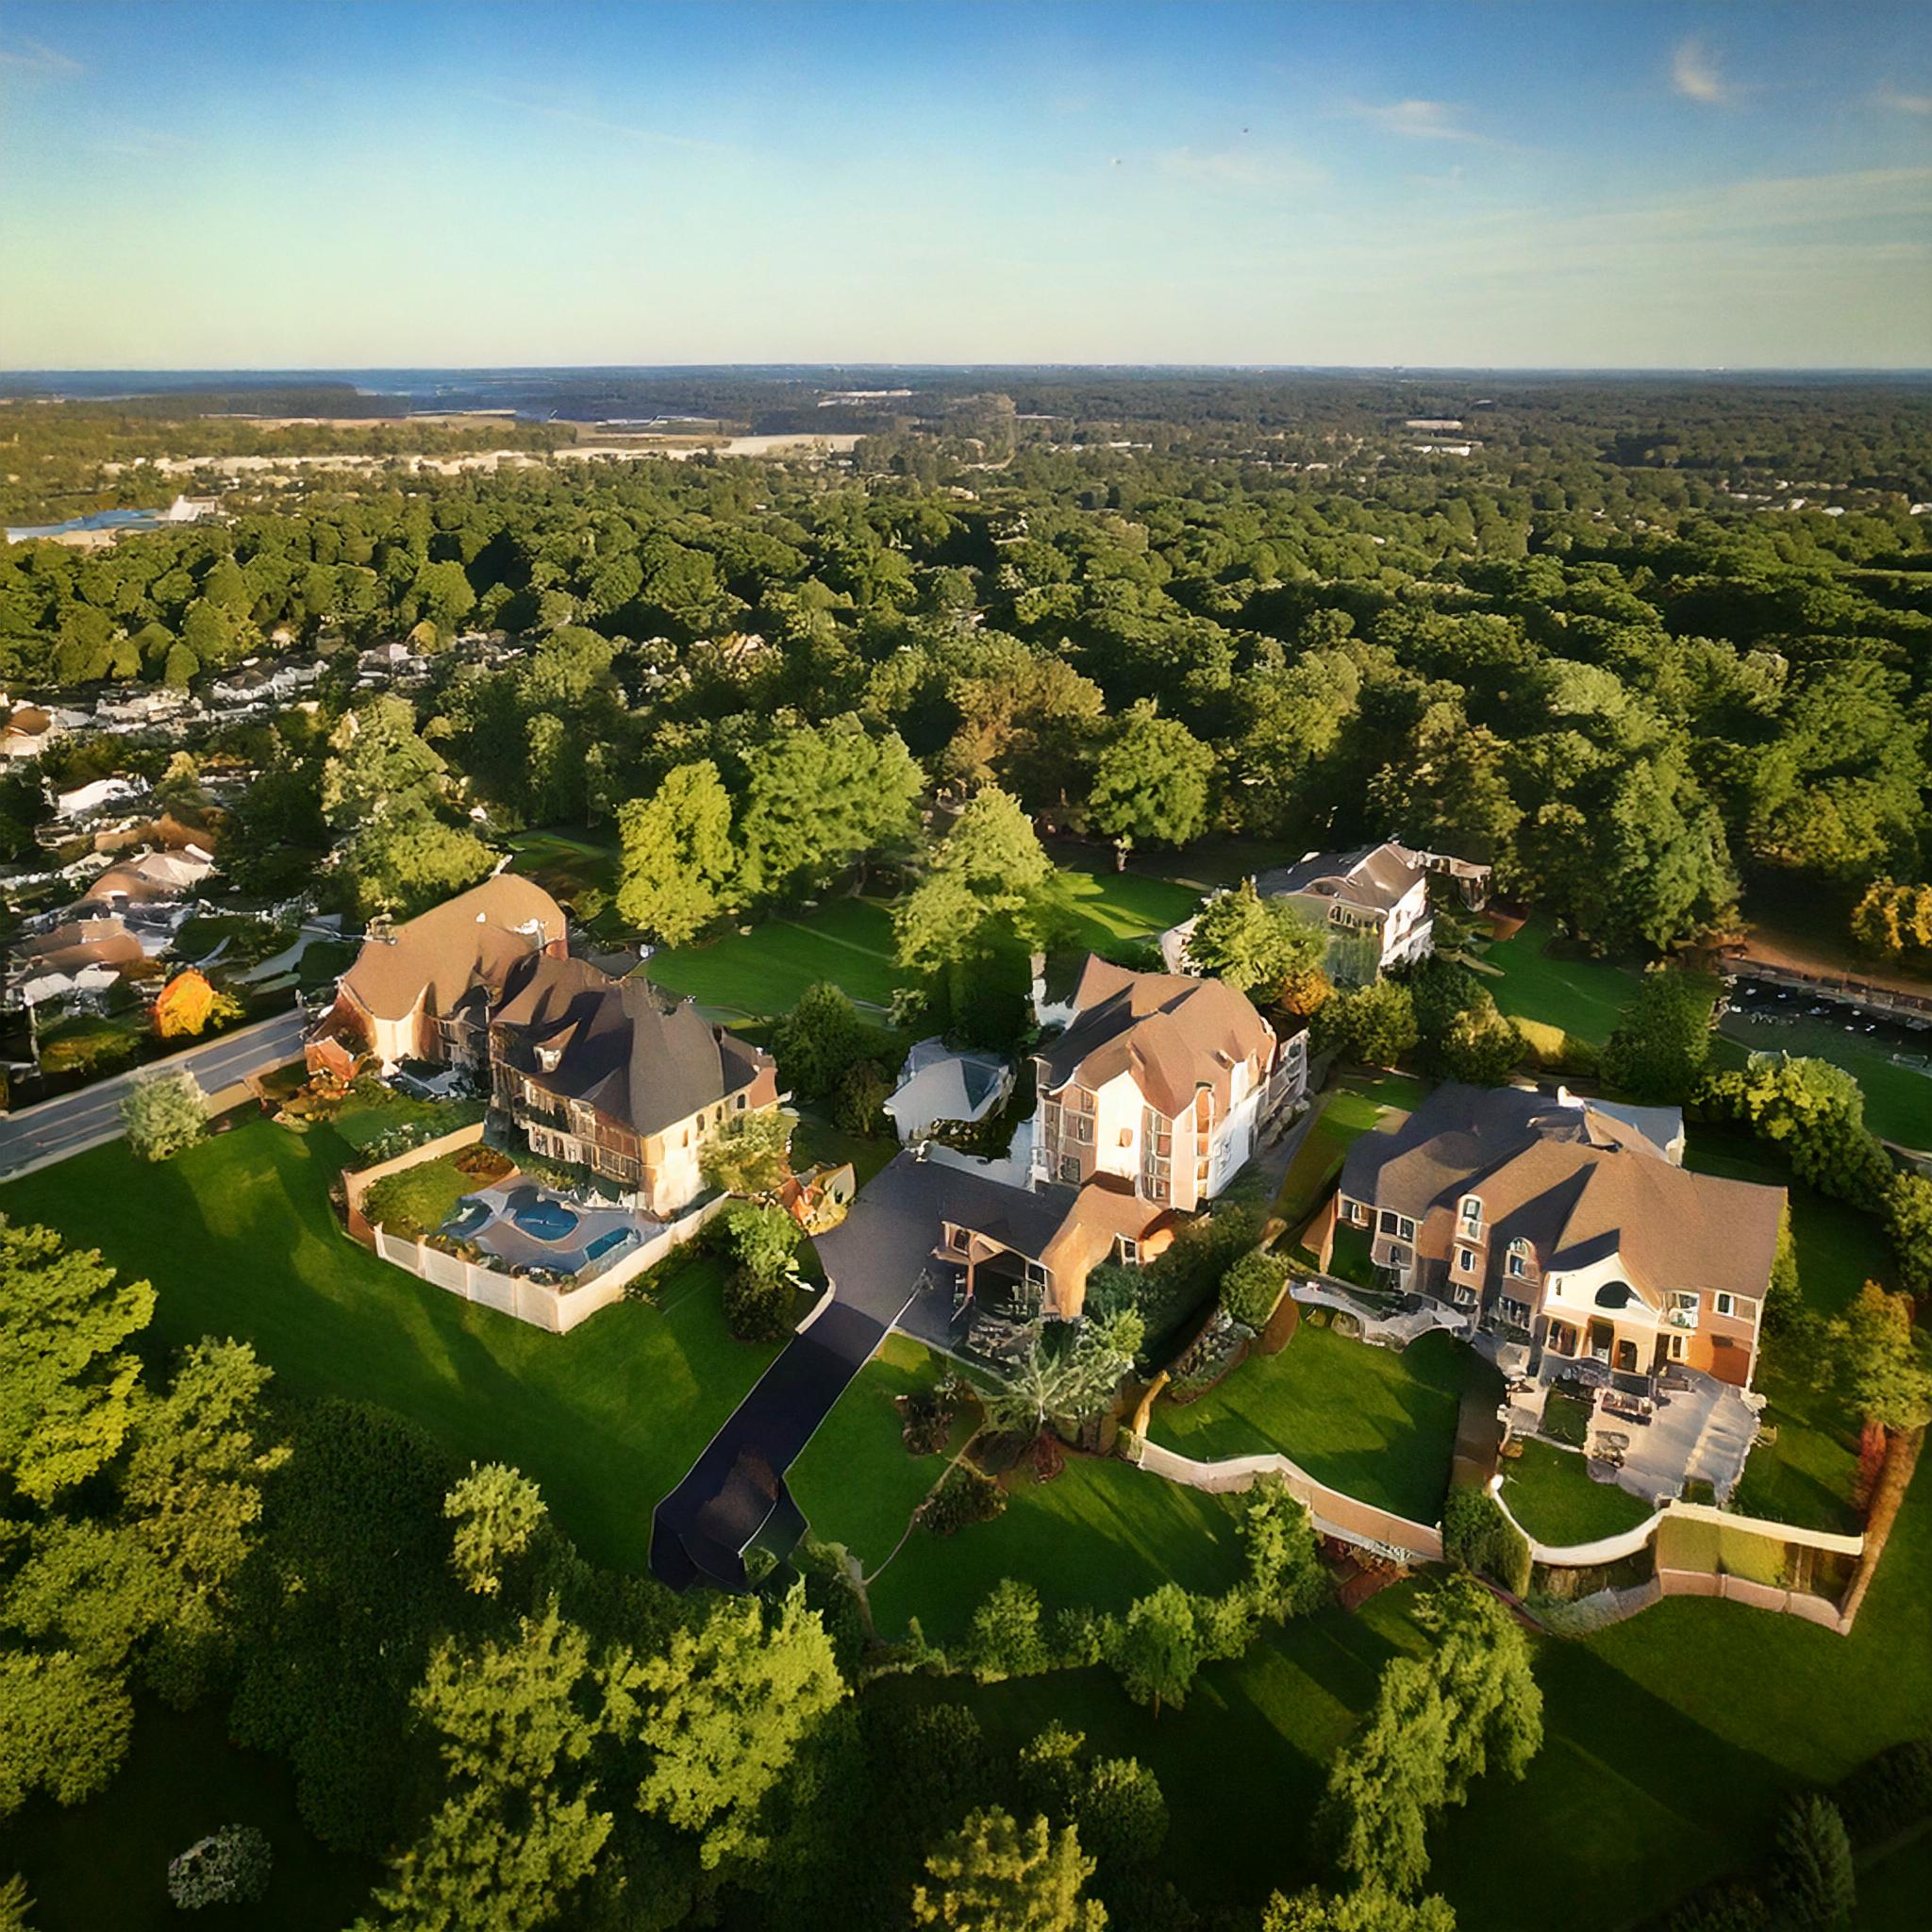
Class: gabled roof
1256,841,1425,916
492,953,771,1140
886,1040,1008,1126
1041,955,1273,1116
339,874,565,1023
1341,1082,1784,1307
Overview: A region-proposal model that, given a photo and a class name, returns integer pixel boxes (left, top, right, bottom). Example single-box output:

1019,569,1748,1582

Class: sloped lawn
0,1118,779,1572
1151,1323,1474,1524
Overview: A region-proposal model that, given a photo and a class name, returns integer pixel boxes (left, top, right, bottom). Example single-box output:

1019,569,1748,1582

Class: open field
1502,1439,1656,1545
645,895,903,1016
0,1116,779,1573
887,1450,1932,1930
866,1452,1246,1646
1482,914,1642,1044
1150,1324,1474,1524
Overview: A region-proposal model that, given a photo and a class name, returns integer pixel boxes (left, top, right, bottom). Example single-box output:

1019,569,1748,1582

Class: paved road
650,1158,933,1591
0,1007,310,1180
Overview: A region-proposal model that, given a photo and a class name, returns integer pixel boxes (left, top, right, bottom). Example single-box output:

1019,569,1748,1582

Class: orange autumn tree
154,969,237,1040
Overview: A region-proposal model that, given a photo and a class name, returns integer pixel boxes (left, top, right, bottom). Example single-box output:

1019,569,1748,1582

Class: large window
1507,1241,1530,1278
1378,1209,1417,1244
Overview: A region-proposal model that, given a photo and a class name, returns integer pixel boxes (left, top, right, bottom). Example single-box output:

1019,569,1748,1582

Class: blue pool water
512,1199,581,1242
585,1228,634,1263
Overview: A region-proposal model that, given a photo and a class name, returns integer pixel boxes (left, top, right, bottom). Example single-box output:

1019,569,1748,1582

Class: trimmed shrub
923,1462,1005,1538
1443,1484,1532,1596
1664,1882,1773,1932
722,1265,794,1344
1220,1251,1288,1330
1834,1738,1932,1849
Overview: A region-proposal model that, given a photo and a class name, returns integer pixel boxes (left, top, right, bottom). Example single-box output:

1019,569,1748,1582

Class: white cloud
1157,144,1325,191
1351,98,1483,142
1875,85,1932,115
0,36,82,75
1671,38,1730,104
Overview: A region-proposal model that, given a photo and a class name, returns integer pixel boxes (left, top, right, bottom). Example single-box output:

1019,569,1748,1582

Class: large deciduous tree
911,1807,1106,1932
616,760,738,944
1087,701,1215,851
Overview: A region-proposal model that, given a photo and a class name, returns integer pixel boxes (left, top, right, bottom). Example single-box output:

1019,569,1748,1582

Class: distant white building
53,776,144,822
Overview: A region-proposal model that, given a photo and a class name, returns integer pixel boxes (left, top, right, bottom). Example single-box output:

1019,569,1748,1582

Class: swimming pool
584,1227,635,1264
510,1196,582,1242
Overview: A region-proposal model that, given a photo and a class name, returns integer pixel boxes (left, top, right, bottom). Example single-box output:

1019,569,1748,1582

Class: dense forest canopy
3,373,1928,953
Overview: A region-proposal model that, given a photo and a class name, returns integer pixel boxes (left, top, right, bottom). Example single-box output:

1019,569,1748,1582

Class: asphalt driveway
649,1156,944,1589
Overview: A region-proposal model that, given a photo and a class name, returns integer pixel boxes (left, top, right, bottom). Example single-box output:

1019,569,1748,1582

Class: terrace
441,1177,655,1279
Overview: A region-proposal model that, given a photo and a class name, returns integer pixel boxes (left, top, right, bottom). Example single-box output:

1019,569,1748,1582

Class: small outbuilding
882,1038,1012,1144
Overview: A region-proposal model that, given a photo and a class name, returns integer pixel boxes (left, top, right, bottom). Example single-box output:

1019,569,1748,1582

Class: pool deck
444,1177,655,1276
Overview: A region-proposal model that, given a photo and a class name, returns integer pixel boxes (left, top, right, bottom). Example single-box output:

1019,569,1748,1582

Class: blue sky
1,0,1928,368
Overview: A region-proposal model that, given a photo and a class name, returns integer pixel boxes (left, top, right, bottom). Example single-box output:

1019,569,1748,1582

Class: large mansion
1031,954,1306,1211
308,874,777,1216
1337,1083,1785,1391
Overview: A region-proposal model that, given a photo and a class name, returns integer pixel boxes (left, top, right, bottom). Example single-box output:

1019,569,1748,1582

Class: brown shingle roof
339,874,565,1023
492,953,772,1140
1341,1083,1784,1307
1042,955,1274,1116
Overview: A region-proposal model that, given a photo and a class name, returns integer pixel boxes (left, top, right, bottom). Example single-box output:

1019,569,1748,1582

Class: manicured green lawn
1854,1827,1932,1930
898,1444,1932,1932
867,1454,1246,1645
0,1699,373,1932
1502,1441,1657,1546
645,896,902,1016
0,1120,780,1573
788,1333,968,1575
1058,868,1201,950
1484,915,1642,1045
1151,1324,1471,1525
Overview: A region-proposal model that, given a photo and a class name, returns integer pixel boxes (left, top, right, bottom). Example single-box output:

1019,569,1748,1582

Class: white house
882,1039,1013,1144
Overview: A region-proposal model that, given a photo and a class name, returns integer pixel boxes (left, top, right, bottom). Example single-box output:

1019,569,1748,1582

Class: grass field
885,1446,1932,1931
641,867,1198,1024
1717,1006,1932,1147
1686,1131,1894,1534
0,1118,780,1573
1150,1324,1474,1524
645,895,903,1016
866,1453,1247,1645
787,1333,968,1576
1482,915,1642,1044
1502,1440,1657,1545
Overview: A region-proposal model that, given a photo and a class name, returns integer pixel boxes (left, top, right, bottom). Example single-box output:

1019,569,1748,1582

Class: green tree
1186,882,1326,1000
1851,880,1932,964
320,696,449,829
1883,1173,1932,1299
339,799,494,920
0,1221,154,1505
1088,701,1214,851
1437,1003,1524,1087
985,1329,1132,1445
1315,981,1420,1068
1221,1251,1287,1330
894,787,1063,992
1262,1885,1457,1932
911,1807,1106,1932
1112,1584,1200,1717
616,760,738,944
358,1602,612,1932
1602,966,1719,1103
119,1069,208,1163
1318,1575,1542,1894
699,1109,791,1199
965,1579,1051,1683
770,981,869,1102
1234,1472,1327,1623
1695,1056,1892,1208
735,716,923,902
0,1873,31,1932
443,1462,547,1598
630,1583,844,1871
0,1651,133,1817
1772,1792,1856,1930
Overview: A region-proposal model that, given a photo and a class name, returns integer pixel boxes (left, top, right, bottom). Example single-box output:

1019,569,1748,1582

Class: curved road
0,1007,309,1180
